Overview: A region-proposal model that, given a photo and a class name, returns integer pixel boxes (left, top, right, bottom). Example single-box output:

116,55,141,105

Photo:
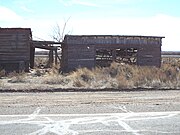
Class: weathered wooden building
30,40,61,68
0,28,164,72
0,28,61,72
0,28,32,72
61,35,164,72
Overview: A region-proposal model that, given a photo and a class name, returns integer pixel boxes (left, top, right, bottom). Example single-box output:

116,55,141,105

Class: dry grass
0,70,6,78
34,57,49,68
1,57,180,90
0,80,4,87
7,71,27,83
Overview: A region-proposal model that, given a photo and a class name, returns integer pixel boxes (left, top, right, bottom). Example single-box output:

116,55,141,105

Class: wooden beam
112,49,116,61
32,40,62,45
55,50,58,65
32,44,58,50
48,50,54,67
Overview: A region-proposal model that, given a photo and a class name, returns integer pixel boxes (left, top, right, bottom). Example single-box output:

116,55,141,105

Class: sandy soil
0,90,179,115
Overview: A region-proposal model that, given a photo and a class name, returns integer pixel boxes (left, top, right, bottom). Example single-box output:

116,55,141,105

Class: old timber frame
0,28,164,72
61,35,165,72
0,28,32,72
30,40,61,68
0,28,61,72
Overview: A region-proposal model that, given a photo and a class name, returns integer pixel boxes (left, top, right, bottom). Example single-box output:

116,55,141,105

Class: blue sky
0,0,180,51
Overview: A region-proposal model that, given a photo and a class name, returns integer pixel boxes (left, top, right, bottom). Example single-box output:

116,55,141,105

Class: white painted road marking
0,109,179,135
0,111,179,117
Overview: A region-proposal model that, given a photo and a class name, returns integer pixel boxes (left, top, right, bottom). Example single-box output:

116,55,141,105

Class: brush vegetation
0,58,180,90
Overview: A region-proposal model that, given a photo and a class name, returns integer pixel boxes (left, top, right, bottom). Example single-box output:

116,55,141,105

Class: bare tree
51,17,71,42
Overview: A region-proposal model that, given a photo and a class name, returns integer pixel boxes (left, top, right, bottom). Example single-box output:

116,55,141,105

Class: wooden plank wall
137,44,161,67
61,35,163,72
0,28,31,71
61,43,95,72
65,35,162,46
60,43,68,72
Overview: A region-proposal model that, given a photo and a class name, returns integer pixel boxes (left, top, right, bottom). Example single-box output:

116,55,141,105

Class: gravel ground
0,90,179,115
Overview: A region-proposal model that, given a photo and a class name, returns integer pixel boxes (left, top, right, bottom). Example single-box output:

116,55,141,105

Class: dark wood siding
61,42,95,72
0,28,32,72
137,44,161,67
61,35,164,72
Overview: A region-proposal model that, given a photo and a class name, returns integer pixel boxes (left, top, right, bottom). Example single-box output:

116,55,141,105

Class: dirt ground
0,90,179,115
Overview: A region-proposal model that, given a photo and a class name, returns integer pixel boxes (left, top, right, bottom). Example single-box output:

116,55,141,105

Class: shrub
42,75,70,85
0,70,6,78
7,72,26,83
0,80,4,87
3,57,180,90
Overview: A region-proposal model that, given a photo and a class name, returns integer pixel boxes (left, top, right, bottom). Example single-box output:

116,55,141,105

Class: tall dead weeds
2,57,180,90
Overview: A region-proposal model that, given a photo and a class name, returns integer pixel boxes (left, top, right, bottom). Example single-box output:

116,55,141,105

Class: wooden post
112,49,116,61
55,48,58,65
48,49,53,67
30,46,35,68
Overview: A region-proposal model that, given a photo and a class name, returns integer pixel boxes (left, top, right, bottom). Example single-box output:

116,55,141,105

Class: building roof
65,35,165,39
0,28,32,36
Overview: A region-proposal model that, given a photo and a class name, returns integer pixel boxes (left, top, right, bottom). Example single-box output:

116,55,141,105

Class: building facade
61,35,164,72
0,28,32,72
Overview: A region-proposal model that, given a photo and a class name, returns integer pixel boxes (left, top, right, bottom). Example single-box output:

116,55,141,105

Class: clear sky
0,0,180,51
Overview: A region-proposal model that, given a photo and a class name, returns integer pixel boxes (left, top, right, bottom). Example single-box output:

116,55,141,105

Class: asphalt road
0,90,179,135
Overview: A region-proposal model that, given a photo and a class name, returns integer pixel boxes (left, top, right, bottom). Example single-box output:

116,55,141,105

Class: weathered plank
61,35,164,72
0,28,31,71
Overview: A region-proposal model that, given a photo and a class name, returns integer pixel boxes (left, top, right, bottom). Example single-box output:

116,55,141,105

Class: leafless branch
61,17,71,41
51,17,71,42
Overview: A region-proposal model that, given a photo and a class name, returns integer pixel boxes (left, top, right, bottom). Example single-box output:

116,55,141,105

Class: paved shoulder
0,108,180,135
